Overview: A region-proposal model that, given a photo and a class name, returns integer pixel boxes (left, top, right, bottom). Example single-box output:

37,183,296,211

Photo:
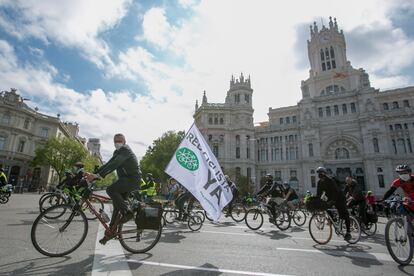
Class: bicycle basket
135,202,162,230
305,196,330,212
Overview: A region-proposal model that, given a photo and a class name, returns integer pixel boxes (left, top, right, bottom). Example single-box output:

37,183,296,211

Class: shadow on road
160,263,221,276
256,230,290,240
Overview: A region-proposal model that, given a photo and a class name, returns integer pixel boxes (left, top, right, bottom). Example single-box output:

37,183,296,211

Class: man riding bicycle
282,182,299,210
380,165,414,213
86,133,141,243
316,167,352,241
256,174,285,223
344,176,367,225
225,175,239,217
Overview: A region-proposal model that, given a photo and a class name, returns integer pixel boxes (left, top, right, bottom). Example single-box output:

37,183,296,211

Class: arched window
397,138,407,154
335,148,350,159
392,139,397,154
373,138,379,153
320,49,325,61
383,103,389,110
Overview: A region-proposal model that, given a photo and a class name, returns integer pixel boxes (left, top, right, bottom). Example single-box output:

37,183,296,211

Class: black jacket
96,144,140,180
317,176,346,203
344,180,364,201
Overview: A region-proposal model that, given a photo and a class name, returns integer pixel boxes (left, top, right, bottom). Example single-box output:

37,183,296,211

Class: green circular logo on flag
176,147,199,171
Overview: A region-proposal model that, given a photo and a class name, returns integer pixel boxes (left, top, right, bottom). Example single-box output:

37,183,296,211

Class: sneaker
269,218,275,224
344,232,352,241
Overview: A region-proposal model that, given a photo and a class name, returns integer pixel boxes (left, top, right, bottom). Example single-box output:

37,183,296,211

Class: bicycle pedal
99,237,108,245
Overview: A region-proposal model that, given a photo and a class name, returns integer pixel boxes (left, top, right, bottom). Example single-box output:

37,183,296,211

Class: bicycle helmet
316,166,327,174
396,164,412,174
265,173,273,179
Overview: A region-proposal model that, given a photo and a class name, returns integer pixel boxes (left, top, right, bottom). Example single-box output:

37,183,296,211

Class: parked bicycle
384,199,414,265
31,180,162,257
245,196,291,231
0,184,13,204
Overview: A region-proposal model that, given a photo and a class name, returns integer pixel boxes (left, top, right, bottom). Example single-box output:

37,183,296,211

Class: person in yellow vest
139,173,157,202
0,168,8,188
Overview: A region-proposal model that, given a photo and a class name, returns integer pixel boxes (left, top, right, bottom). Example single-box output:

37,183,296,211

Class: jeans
106,177,139,226
335,199,351,233
348,198,367,225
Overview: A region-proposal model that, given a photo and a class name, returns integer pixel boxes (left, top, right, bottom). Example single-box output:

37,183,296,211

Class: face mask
318,173,325,179
114,143,123,150
400,174,410,182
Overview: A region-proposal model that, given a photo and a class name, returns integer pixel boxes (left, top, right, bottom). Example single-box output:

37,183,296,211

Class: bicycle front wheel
231,203,247,223
31,204,88,257
309,212,332,245
275,210,291,231
188,215,203,231
340,216,361,244
245,209,263,230
385,217,414,265
163,210,178,224
39,194,67,215
292,210,307,226
119,222,162,254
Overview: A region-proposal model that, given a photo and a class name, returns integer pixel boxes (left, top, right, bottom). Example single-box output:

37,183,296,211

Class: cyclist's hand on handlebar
85,173,100,182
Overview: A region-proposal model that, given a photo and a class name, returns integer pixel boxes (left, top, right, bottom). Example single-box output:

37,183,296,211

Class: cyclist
139,173,157,202
316,167,352,241
225,175,239,217
366,191,376,212
0,168,7,188
86,133,141,243
304,190,312,204
380,165,414,213
174,185,193,220
167,178,180,200
344,176,367,226
256,174,284,223
282,182,299,210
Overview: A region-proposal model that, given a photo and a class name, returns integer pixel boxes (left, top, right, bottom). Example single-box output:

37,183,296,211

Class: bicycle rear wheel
188,215,203,231
245,209,263,230
31,204,88,257
39,194,68,218
163,210,178,224
309,212,332,245
0,194,8,204
193,210,205,223
231,203,247,223
385,217,414,265
362,222,377,236
119,222,162,254
204,210,214,221
292,210,307,226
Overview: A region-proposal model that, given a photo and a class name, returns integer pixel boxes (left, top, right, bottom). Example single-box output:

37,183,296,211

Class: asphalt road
0,193,412,276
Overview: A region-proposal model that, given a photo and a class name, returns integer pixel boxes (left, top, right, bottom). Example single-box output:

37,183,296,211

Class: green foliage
82,154,115,188
32,137,87,182
140,130,185,191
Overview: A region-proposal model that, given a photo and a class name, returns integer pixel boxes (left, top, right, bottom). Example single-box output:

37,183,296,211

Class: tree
224,168,254,197
140,130,185,192
32,137,87,183
82,154,115,188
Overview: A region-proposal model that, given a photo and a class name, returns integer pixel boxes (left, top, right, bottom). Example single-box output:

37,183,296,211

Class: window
404,123,408,129
18,140,25,153
408,139,413,153
236,135,240,145
289,147,295,160
378,174,385,188
311,176,316,188
403,100,410,108
219,117,224,125
2,113,11,125
334,105,339,115
392,139,397,154
389,125,393,131
236,147,240,159
392,101,399,109
247,168,251,180
308,143,314,157
342,104,348,114
24,119,29,129
373,138,380,153
377,167,383,173
335,147,350,159
275,170,282,181
280,118,283,124
330,46,335,59
246,147,250,159
236,167,241,179
289,135,293,142
214,115,218,124
0,136,5,150
383,103,389,110
208,135,212,141
326,106,331,117
245,94,250,103
286,117,290,124
292,116,297,123
350,103,356,113
40,128,49,138
208,116,213,124
395,124,402,130
318,107,323,117
213,145,219,157
397,138,407,154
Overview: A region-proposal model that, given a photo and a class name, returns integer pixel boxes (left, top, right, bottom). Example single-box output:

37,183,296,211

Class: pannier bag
305,196,330,212
135,202,162,230
366,211,378,223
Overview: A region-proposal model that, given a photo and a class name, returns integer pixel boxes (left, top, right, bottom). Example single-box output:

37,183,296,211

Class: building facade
87,138,103,164
0,88,86,190
194,17,414,196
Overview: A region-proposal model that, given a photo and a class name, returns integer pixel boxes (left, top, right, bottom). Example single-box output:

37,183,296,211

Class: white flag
165,123,232,221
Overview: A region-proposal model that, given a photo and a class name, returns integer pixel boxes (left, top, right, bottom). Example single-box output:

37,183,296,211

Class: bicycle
245,196,291,231
384,199,414,265
31,180,162,257
289,205,307,227
348,203,377,236
308,207,361,245
0,184,13,204
204,200,247,223
163,201,203,231
39,186,110,220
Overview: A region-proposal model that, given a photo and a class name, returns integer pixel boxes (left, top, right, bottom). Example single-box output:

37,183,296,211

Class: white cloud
140,7,177,49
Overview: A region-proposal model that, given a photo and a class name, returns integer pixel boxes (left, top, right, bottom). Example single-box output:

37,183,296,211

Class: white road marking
200,230,256,236
92,205,132,276
127,259,294,276
277,247,393,262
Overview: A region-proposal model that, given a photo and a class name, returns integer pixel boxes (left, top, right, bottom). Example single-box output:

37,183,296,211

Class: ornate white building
194,17,414,196
0,89,88,190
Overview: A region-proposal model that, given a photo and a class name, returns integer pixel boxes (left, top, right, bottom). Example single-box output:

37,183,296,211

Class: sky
0,0,413,161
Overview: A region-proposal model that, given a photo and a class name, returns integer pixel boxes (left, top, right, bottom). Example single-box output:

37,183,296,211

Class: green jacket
140,179,157,196
0,172,7,186
96,144,140,180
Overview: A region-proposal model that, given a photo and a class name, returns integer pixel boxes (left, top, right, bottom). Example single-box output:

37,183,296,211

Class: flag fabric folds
165,123,232,221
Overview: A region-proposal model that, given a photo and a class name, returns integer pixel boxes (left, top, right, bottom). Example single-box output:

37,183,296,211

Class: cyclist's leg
106,178,137,224
358,200,367,224
336,201,351,232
